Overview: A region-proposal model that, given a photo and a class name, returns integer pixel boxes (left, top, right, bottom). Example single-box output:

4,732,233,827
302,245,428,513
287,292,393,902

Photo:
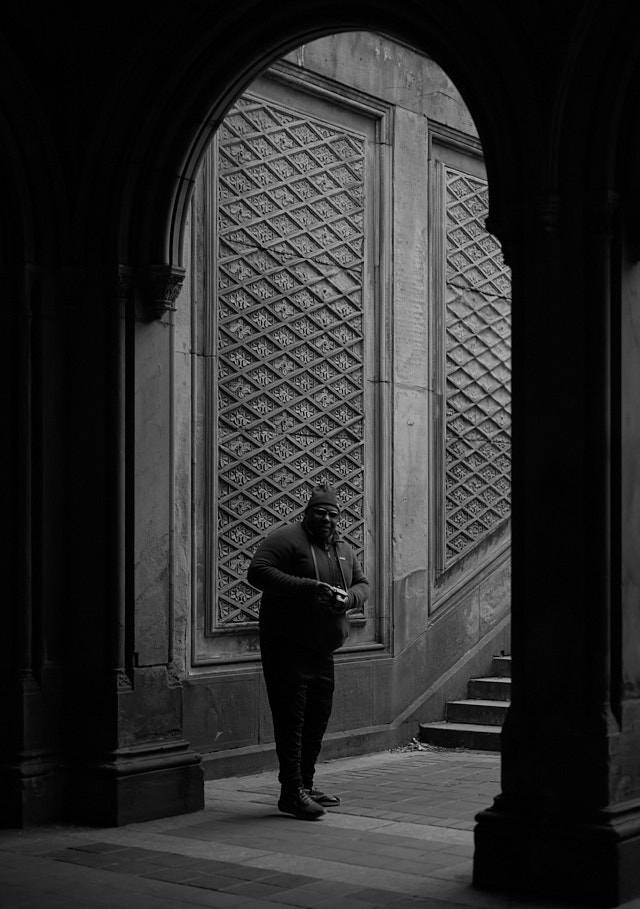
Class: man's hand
313,581,336,606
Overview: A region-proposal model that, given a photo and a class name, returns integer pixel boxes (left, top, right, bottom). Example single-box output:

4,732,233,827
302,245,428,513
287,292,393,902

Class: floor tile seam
259,838,458,863
345,831,469,851
53,828,278,865
238,852,433,896
178,876,295,898
328,848,467,870
205,793,275,805
322,816,473,844
270,878,403,898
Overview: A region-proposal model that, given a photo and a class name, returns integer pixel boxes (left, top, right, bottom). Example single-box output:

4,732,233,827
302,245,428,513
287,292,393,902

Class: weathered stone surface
393,106,429,387
183,675,259,752
478,560,511,636
118,666,183,746
284,32,477,134
134,318,173,666
393,387,429,582
393,569,429,652
330,661,375,731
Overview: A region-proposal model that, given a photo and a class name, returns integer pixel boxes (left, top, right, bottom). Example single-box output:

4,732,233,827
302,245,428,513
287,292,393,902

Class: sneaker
305,787,341,807
278,787,326,820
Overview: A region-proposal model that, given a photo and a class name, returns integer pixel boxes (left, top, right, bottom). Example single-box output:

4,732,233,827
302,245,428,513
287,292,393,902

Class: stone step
468,676,511,701
417,654,512,752
491,655,512,677
417,721,501,752
445,698,509,726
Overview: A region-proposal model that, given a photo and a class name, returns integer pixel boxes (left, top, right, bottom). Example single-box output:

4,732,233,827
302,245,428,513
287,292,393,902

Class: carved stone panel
444,167,512,567
211,89,370,633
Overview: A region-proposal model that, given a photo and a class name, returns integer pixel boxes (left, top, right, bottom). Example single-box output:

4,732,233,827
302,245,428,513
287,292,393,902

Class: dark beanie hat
307,483,340,510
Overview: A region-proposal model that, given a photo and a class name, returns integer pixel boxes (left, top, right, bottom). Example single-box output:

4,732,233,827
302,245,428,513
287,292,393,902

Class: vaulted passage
4,3,640,906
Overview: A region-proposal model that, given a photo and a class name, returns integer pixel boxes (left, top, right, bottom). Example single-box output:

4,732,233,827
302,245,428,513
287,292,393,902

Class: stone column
473,193,640,906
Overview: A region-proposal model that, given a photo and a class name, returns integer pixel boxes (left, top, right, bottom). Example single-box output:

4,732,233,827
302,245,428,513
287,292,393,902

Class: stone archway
4,2,640,904
175,33,512,771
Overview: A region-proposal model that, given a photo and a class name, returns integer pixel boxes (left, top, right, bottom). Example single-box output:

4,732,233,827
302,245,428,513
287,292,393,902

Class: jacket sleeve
344,552,369,611
247,528,318,597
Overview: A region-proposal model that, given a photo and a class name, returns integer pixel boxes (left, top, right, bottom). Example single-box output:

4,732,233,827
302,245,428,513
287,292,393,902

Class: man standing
247,484,369,820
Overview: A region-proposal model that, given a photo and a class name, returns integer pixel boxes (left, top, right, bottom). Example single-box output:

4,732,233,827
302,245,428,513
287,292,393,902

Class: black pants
260,636,334,793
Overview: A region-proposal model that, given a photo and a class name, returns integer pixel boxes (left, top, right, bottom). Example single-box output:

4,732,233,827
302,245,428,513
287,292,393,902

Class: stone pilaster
64,264,203,825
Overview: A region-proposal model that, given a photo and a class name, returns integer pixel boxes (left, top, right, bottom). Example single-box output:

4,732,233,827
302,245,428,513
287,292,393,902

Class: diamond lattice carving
444,167,511,565
215,92,366,627
446,171,511,297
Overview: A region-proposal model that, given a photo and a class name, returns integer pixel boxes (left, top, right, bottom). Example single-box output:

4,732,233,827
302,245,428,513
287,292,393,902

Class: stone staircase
418,654,511,752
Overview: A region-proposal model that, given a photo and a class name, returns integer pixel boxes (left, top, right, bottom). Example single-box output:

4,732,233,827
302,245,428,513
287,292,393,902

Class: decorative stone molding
112,668,133,692
143,264,185,320
206,87,369,633
437,162,511,571
17,669,41,693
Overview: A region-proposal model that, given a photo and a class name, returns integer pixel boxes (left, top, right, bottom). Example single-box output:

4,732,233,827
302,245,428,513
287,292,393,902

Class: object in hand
328,586,348,611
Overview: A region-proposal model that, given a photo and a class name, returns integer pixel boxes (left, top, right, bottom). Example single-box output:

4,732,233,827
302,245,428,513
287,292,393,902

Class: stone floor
1,747,639,909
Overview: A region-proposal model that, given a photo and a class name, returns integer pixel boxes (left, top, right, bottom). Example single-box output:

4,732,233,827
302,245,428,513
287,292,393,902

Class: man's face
306,505,340,541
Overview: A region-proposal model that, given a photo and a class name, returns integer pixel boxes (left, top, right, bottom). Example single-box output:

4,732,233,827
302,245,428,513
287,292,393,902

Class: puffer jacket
247,521,369,653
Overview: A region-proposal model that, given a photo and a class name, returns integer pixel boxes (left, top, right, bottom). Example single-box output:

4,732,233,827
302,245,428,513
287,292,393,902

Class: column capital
142,264,185,321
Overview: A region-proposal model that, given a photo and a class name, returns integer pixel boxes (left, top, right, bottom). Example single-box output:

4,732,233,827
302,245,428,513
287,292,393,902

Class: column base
0,754,67,827
474,796,640,907
70,740,204,826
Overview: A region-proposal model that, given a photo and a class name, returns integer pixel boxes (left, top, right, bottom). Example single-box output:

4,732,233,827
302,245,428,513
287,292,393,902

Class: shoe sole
278,803,325,820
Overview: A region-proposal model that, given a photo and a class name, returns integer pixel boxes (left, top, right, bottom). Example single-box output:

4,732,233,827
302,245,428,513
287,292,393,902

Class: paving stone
111,860,173,875
313,897,384,909
265,889,339,908
141,866,204,883
70,842,129,854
